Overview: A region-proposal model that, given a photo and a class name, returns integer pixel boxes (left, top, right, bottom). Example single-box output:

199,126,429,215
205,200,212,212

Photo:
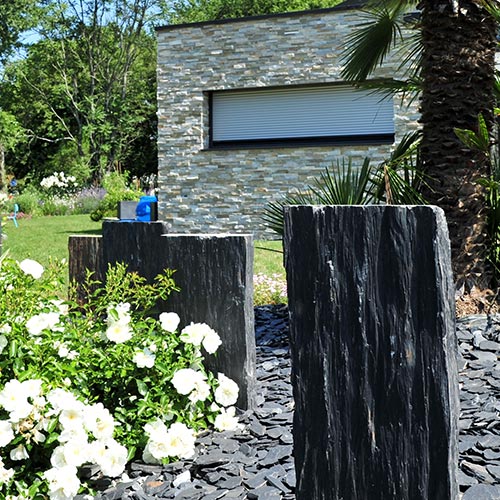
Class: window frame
208,83,395,150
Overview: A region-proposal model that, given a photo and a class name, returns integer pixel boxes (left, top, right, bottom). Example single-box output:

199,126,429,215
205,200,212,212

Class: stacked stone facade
156,7,420,238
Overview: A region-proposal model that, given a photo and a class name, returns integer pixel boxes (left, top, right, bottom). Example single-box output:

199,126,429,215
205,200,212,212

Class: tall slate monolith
284,205,459,500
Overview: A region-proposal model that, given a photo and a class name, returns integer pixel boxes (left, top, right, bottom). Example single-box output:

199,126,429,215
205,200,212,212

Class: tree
169,0,343,23
342,0,498,291
0,0,162,184
0,0,40,62
0,112,25,192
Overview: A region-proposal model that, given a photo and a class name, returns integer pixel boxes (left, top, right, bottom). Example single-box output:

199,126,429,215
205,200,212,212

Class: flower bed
0,256,241,499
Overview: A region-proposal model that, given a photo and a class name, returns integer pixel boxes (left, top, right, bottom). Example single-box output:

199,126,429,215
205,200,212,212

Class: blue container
136,196,158,222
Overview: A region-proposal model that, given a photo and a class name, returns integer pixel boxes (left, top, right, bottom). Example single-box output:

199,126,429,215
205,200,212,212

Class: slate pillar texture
284,205,459,500
102,220,171,282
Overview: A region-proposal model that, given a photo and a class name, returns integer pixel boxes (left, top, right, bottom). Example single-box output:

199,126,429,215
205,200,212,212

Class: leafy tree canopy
168,0,343,24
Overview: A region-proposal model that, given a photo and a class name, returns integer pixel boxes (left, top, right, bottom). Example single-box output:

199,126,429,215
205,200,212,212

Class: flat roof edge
155,3,365,32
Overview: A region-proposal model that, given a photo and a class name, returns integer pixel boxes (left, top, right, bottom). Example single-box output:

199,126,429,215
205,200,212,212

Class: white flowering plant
40,172,79,199
0,257,242,498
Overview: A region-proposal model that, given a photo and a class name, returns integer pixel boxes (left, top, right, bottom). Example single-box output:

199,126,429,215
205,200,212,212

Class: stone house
156,3,419,238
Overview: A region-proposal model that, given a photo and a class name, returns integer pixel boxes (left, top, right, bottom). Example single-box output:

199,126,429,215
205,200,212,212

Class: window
210,84,395,148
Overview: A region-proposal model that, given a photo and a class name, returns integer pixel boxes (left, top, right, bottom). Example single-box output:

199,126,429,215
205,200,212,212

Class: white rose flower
10,444,29,461
22,379,43,399
145,437,169,461
58,426,88,444
188,377,211,403
46,388,80,413
51,299,69,315
214,406,243,432
159,312,180,333
94,439,128,477
25,315,47,336
163,422,196,459
106,321,132,344
214,373,239,407
50,445,68,468
62,439,91,467
142,443,162,464
19,259,44,279
0,464,14,483
57,344,70,358
180,322,210,347
107,303,131,326
0,380,33,421
201,328,222,354
171,368,206,397
0,420,15,447
43,465,80,499
133,348,156,368
144,418,168,439
58,401,85,430
0,324,11,334
26,312,60,336
85,403,115,440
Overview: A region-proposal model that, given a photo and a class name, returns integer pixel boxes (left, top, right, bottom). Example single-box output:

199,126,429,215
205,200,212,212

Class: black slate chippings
87,307,500,499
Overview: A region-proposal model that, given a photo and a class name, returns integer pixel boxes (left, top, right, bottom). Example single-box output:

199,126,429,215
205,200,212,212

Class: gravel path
88,307,500,500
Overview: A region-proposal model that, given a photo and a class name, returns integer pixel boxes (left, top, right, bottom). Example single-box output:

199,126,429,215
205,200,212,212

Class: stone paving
90,307,500,499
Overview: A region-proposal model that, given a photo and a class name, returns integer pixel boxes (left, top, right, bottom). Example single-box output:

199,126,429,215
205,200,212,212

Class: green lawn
1,215,284,276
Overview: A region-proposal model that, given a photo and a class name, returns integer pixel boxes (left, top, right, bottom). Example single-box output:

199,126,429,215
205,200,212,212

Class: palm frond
309,157,375,205
372,130,426,204
341,2,415,82
351,77,422,104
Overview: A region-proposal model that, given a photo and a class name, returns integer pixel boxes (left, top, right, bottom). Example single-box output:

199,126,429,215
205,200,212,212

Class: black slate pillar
284,205,459,500
158,234,256,410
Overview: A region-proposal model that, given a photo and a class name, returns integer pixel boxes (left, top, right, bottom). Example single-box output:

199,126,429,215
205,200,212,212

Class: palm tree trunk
419,0,497,291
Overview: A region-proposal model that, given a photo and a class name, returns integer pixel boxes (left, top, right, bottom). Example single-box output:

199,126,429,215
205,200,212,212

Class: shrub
0,257,242,498
13,186,42,216
39,197,70,216
90,172,142,221
40,172,79,199
71,186,106,215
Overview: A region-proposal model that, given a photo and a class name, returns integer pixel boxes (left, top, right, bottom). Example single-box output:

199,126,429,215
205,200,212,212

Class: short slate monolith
284,205,459,500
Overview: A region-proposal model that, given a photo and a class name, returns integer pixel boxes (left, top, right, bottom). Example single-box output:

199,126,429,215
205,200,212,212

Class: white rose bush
0,256,242,498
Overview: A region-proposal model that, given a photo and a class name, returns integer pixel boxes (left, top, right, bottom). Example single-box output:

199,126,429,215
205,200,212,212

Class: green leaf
9,338,17,358
136,379,148,396
454,114,491,153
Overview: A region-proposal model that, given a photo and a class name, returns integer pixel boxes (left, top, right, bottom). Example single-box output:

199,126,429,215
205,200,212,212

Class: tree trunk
419,0,497,291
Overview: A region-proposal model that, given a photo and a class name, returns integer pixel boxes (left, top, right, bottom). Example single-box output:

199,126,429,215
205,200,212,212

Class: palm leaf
454,113,491,153
341,1,419,82
309,157,375,205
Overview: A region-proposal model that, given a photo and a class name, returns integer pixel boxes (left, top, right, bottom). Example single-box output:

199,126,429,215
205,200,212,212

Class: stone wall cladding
157,8,420,239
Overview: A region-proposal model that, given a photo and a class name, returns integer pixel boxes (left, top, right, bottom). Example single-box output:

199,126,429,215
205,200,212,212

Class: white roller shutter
211,85,394,143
